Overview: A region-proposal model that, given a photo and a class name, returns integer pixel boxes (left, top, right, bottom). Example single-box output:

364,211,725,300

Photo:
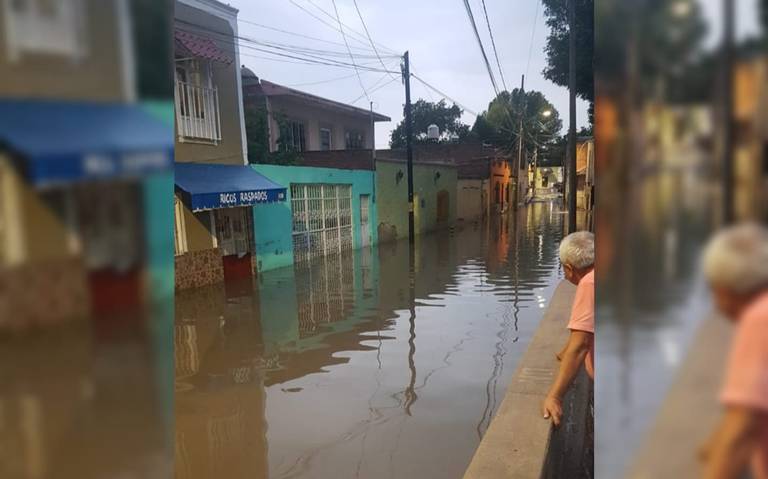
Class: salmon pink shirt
720,290,768,479
567,269,595,379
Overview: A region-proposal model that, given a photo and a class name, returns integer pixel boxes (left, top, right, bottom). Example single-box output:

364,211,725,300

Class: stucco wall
375,160,458,242
249,164,377,273
0,0,127,102
457,179,486,221
174,3,245,166
266,96,375,152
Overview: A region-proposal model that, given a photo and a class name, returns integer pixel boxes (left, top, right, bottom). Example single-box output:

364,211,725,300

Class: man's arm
701,406,766,479
542,330,592,426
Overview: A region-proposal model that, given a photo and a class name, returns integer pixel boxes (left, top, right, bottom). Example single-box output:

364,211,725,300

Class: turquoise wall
250,164,378,273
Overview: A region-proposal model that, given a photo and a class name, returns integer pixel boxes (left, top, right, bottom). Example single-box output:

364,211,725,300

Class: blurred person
542,231,595,426
700,223,768,479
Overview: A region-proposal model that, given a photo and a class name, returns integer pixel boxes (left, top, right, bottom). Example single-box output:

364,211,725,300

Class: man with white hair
699,223,768,479
542,231,595,426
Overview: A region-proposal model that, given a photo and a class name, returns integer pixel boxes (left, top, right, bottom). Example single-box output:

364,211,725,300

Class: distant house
237,69,387,272
375,147,459,242
241,68,390,153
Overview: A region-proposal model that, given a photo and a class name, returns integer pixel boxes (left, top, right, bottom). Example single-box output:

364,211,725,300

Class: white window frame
174,58,222,143
282,119,306,152
3,0,88,62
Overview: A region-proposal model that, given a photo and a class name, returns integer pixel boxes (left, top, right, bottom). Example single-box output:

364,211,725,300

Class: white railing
174,81,222,143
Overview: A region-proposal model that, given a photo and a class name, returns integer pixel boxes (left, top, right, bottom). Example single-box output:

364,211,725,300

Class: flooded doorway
214,206,252,282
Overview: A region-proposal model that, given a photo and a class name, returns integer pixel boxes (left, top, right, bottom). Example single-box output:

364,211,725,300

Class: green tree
132,0,172,99
542,0,594,122
389,99,472,148
243,103,299,165
472,88,562,163
595,0,707,101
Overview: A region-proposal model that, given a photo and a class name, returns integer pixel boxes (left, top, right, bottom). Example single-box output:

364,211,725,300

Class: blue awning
0,100,173,187
175,163,287,211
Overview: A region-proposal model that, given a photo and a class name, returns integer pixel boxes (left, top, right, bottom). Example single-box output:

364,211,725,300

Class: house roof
258,79,390,122
175,30,232,64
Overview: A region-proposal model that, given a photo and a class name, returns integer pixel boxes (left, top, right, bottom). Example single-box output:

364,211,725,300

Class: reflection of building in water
295,252,354,338
174,281,269,479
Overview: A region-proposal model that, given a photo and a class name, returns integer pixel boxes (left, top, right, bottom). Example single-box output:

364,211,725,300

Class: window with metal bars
290,183,353,263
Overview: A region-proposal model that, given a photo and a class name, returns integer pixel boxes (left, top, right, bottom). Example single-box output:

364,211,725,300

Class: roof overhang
260,80,390,121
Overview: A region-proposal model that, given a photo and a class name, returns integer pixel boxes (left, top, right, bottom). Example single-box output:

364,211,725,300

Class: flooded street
174,202,565,479
596,170,717,478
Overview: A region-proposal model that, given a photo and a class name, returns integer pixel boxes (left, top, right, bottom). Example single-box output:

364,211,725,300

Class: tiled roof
175,30,232,64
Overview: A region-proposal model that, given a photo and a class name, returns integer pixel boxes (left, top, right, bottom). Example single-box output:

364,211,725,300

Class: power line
175,22,399,74
525,0,540,79
288,0,378,52
352,0,398,81
479,0,508,91
460,0,500,95
410,73,479,116
237,17,380,54
330,0,369,103
350,74,400,105
298,0,399,55
285,72,364,87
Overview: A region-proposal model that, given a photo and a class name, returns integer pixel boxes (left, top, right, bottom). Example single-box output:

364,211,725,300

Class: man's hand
542,395,563,427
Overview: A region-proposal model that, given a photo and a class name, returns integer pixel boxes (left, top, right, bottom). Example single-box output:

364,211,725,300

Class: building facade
374,156,458,242
0,0,173,327
249,163,378,273
173,0,289,290
241,70,390,154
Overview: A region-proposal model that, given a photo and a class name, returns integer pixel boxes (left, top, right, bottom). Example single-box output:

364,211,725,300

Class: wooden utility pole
567,0,577,233
515,74,525,210
722,0,734,224
403,51,415,242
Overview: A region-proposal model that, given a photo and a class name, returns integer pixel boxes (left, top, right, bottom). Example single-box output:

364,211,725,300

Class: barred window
290,183,353,263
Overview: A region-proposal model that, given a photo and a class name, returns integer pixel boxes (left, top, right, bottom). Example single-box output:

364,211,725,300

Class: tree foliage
471,89,562,163
594,0,707,102
541,0,594,120
244,103,299,165
389,99,472,148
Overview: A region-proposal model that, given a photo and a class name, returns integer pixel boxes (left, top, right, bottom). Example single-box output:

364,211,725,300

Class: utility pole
567,0,577,233
515,74,525,210
722,0,734,224
403,51,415,242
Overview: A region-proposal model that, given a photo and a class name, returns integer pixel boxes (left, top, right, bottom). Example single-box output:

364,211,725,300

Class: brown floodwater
175,202,566,479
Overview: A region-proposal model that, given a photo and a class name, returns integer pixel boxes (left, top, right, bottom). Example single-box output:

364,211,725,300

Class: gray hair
559,231,595,270
702,223,768,295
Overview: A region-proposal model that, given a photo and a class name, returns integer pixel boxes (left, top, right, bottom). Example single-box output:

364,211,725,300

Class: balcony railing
174,81,222,143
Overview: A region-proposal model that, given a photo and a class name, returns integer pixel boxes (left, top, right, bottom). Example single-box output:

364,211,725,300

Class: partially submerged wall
463,280,593,479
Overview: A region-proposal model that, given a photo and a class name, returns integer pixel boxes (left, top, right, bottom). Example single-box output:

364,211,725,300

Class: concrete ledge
464,280,592,479
627,315,731,478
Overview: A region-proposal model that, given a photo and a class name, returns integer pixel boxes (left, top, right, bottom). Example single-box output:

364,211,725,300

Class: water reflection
175,202,565,479
596,165,716,478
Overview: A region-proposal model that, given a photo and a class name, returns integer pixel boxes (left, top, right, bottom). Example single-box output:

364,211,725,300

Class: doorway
360,194,371,247
214,207,252,282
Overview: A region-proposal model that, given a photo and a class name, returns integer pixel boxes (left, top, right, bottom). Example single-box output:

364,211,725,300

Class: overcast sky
230,0,590,148
229,0,762,149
